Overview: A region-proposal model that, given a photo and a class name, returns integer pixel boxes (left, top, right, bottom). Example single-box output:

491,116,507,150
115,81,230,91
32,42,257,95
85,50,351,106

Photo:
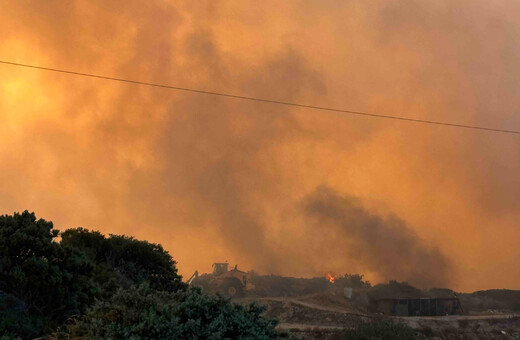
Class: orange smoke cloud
0,1,519,291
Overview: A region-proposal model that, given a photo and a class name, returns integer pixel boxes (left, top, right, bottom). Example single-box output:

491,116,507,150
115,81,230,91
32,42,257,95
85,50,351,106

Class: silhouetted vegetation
0,211,94,337
69,285,277,339
336,273,372,289
0,211,277,339
61,227,186,294
458,289,520,313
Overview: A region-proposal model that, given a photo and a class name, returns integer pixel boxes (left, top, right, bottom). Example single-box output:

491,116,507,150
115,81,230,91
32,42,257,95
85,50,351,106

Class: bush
0,211,94,338
342,319,417,340
0,291,46,339
61,228,186,293
336,274,372,289
70,285,278,339
0,212,188,338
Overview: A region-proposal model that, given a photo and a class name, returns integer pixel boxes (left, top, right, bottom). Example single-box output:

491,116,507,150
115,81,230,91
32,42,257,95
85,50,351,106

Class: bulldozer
186,262,254,297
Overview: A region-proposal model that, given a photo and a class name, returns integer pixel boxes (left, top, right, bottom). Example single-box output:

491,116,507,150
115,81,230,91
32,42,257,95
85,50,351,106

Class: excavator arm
186,270,199,285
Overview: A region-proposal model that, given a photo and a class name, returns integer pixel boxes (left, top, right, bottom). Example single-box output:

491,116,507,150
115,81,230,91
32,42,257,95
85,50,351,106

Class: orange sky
1,1,519,292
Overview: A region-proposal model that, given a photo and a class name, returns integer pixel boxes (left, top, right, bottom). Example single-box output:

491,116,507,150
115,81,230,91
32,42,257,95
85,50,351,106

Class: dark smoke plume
303,186,452,288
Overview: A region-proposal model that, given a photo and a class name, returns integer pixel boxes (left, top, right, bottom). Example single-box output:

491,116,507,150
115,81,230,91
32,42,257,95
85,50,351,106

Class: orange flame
326,272,335,283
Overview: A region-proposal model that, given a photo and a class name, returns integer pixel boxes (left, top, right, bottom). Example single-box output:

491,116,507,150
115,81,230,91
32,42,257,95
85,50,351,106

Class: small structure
374,297,462,316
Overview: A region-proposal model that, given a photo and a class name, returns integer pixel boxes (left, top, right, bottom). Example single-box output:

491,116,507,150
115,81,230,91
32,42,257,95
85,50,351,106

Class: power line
1,59,519,135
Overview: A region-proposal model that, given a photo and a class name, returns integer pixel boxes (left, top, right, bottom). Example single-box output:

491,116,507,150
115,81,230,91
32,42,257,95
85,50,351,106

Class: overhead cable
1,60,518,135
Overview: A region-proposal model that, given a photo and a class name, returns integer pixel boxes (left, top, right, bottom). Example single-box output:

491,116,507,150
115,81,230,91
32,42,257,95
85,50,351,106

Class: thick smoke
303,186,452,288
152,48,325,272
0,1,519,291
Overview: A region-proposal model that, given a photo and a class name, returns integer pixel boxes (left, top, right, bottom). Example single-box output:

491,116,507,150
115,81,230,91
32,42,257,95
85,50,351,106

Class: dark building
374,297,462,316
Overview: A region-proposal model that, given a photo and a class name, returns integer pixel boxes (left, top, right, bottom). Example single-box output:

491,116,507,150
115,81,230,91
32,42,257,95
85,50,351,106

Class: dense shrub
71,285,278,339
458,289,520,313
342,319,417,340
0,291,46,339
0,212,187,338
0,211,94,338
336,274,372,289
61,228,186,293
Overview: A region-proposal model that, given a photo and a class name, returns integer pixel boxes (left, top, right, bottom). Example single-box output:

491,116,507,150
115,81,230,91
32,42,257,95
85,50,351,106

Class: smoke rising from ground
303,186,452,288
1,1,519,290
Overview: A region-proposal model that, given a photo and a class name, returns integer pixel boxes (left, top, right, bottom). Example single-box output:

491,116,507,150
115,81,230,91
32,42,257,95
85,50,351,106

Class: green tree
0,291,46,339
71,285,278,339
0,211,94,338
336,274,372,288
61,228,186,293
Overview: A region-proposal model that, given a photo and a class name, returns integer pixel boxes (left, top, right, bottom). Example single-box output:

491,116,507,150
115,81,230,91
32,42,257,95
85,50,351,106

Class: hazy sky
1,1,519,291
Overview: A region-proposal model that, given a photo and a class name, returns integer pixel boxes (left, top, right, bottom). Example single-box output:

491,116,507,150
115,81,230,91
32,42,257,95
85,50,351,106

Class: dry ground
235,290,520,339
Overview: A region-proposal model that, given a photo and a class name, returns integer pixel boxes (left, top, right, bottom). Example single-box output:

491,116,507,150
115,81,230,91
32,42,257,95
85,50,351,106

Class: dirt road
256,296,368,316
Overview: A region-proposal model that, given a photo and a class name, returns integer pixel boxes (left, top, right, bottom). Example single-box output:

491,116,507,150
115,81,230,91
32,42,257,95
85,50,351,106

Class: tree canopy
0,211,94,337
70,285,278,339
61,227,186,293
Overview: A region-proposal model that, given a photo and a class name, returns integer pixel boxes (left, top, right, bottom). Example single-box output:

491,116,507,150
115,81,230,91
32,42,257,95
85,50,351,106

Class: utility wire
1,59,519,135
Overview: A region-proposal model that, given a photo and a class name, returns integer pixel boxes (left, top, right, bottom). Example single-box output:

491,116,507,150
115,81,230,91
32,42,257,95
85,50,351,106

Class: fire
326,272,335,283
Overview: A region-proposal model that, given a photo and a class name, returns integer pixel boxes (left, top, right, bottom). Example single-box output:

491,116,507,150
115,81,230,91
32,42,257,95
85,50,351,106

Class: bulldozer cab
212,262,228,276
